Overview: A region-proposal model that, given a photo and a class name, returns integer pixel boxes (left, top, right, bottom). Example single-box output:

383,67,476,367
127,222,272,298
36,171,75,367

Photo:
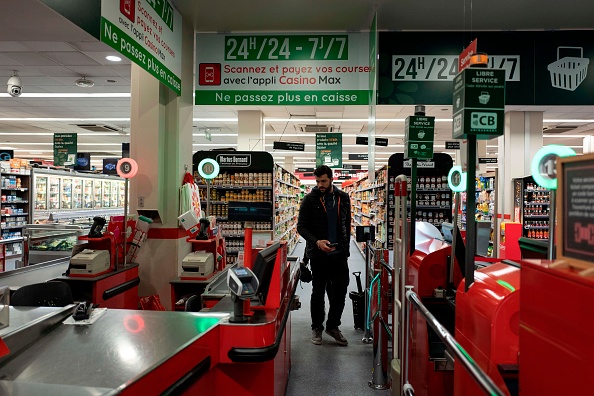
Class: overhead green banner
195,32,371,105
54,133,77,166
100,0,182,95
316,133,342,168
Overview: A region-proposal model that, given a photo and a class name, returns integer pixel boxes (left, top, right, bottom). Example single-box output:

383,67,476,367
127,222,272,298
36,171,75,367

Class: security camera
7,75,22,97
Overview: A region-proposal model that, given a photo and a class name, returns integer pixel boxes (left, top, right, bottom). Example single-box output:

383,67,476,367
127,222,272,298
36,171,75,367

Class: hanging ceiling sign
195,33,371,105
445,141,461,150
459,39,478,72
273,141,305,151
378,30,594,106
53,133,77,166
355,137,388,146
100,0,182,95
316,133,342,168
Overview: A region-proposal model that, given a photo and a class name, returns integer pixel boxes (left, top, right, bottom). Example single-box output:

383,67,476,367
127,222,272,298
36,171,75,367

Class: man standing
297,165,351,346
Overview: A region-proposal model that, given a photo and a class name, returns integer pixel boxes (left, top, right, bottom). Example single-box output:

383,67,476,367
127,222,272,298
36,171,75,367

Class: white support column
128,18,194,310
284,156,295,173
237,110,265,151
583,136,594,153
478,140,487,174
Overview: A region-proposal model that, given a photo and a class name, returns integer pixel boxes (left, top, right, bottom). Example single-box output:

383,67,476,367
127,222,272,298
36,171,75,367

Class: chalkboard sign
557,153,594,271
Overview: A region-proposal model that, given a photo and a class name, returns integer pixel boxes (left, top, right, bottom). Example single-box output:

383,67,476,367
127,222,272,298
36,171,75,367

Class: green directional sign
53,133,77,166
452,68,506,139
316,133,342,168
405,115,435,159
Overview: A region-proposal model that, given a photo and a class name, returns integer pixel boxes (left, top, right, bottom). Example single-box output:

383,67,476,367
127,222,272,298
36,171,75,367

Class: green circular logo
531,145,576,190
448,166,467,192
198,158,220,180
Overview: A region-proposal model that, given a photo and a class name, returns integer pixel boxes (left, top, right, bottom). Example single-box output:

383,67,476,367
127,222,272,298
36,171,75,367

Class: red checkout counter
0,241,299,396
406,223,463,396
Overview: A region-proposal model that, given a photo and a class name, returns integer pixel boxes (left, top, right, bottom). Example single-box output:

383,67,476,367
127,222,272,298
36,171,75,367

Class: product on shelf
345,166,388,256
193,151,301,261
387,153,454,251
513,175,551,241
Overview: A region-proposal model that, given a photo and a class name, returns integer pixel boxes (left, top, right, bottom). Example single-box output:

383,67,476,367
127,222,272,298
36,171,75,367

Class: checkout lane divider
227,265,299,363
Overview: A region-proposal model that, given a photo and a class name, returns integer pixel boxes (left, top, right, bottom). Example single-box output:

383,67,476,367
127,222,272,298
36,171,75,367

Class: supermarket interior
1,0,594,395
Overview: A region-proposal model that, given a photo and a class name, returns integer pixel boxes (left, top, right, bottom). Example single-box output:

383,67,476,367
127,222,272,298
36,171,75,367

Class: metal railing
403,289,506,396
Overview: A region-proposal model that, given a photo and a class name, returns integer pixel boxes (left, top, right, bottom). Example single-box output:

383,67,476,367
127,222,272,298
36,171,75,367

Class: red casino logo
199,63,221,86
120,0,135,22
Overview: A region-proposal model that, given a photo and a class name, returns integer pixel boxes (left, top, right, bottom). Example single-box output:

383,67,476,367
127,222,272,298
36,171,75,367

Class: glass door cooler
48,176,61,211
34,175,48,211
61,177,73,209
83,179,93,209
118,182,125,207
73,178,83,209
102,181,112,208
93,180,102,209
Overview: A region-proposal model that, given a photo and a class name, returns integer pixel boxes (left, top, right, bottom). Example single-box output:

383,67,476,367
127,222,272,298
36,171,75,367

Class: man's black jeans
310,254,350,330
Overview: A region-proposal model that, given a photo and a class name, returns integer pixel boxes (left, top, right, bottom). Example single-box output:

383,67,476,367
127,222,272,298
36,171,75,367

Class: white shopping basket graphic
547,46,590,91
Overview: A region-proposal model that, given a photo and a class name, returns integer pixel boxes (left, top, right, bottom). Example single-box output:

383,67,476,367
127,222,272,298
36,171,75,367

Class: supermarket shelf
278,224,297,241
1,188,28,191
276,205,297,213
276,194,296,198
355,184,385,193
276,216,293,228
1,171,30,176
4,201,28,204
1,225,25,230
411,188,450,192
1,213,28,217
0,237,23,243
276,179,300,189
524,202,550,206
197,184,273,190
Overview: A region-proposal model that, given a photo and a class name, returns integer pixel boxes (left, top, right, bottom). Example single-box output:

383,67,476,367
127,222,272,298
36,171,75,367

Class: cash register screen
251,242,280,306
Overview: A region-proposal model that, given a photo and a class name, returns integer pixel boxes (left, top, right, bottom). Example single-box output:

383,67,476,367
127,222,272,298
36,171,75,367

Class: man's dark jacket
297,186,351,259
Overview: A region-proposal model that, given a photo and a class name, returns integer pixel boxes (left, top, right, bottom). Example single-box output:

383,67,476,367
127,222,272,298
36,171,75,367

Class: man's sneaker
325,328,348,346
311,328,322,345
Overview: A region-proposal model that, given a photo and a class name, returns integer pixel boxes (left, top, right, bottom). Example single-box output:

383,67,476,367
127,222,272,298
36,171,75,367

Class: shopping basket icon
547,46,590,91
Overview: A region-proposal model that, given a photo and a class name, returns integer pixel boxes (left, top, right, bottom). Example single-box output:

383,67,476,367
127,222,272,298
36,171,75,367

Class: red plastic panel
520,259,594,394
455,263,520,396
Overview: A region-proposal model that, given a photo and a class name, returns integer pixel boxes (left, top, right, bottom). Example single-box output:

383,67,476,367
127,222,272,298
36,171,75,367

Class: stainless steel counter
0,307,227,394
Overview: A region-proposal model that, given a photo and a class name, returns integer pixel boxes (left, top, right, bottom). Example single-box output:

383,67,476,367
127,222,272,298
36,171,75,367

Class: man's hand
316,239,336,253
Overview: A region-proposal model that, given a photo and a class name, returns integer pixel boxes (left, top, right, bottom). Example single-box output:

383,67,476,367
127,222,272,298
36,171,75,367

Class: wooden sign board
555,153,594,276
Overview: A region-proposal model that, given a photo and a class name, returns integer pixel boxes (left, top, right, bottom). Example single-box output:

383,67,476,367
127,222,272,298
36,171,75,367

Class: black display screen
228,201,272,222
562,160,594,263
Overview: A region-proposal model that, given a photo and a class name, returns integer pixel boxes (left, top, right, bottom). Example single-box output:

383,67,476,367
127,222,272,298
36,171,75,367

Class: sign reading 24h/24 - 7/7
452,68,506,139
195,33,371,105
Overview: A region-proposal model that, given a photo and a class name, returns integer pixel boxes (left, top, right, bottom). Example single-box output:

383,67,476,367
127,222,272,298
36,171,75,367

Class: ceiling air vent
298,125,334,133
73,124,120,132
542,125,578,134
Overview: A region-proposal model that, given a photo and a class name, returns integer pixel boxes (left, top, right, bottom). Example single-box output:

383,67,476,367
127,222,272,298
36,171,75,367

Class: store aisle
286,238,391,396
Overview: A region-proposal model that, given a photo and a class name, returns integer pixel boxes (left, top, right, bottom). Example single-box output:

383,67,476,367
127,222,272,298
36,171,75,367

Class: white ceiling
0,0,593,169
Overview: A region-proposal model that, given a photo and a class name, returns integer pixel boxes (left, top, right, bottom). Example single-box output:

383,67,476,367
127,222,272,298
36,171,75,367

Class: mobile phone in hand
327,242,339,248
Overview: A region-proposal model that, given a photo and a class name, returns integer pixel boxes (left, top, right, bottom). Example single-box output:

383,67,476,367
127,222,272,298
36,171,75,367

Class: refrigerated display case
73,178,83,209
83,179,93,209
48,176,60,210
513,175,551,241
110,181,118,207
34,175,47,211
61,177,73,209
103,181,112,208
118,182,126,207
93,180,102,209
24,223,87,265
32,168,125,222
